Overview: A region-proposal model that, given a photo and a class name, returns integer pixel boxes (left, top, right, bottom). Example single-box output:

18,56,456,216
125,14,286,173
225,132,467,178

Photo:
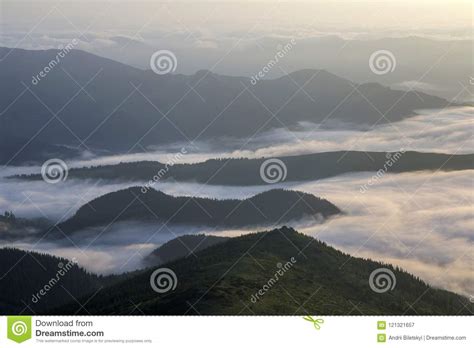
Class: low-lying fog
0,107,472,297
1,169,472,297
65,107,474,166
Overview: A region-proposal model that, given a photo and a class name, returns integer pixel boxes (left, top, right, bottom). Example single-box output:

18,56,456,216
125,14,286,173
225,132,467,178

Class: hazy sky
1,0,472,37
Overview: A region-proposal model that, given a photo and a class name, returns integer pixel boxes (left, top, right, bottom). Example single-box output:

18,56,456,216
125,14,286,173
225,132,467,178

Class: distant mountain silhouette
0,47,453,164
55,188,341,234
76,35,470,101
144,234,230,266
17,151,474,185
55,227,472,315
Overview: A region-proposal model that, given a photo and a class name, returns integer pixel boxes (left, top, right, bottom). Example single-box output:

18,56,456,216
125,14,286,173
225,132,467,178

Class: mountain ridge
53,227,473,315
0,47,453,165
54,188,341,235
144,234,230,266
15,151,474,186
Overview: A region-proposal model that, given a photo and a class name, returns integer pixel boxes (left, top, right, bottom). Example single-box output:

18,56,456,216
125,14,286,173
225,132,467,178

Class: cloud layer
2,169,472,298
51,107,473,168
0,107,472,296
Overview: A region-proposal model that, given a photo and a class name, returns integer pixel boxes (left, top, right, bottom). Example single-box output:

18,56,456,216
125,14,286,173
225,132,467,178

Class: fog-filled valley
0,0,472,316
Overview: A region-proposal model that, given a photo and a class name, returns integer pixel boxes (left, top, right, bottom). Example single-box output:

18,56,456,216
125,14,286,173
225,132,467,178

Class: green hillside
55,227,472,315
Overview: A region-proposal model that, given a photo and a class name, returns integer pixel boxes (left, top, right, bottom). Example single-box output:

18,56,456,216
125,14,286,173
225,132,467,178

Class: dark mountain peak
268,225,297,236
3,46,120,69
194,69,215,78
245,225,309,246
145,234,230,266
55,187,341,235
252,188,311,198
268,68,360,100
146,226,301,266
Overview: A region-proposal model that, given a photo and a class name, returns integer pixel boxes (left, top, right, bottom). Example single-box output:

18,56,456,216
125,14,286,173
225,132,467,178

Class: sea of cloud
53,107,473,167
1,168,472,297
0,107,472,296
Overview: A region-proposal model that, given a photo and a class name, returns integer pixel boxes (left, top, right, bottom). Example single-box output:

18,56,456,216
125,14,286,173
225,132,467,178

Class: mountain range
51,227,472,315
0,41,472,318
0,46,454,165
53,188,341,235
59,36,472,101
16,151,474,186
2,227,471,315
